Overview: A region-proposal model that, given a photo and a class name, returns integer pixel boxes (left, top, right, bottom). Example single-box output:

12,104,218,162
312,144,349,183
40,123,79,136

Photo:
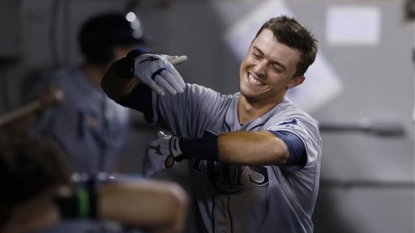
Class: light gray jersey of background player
145,84,322,233
27,67,130,173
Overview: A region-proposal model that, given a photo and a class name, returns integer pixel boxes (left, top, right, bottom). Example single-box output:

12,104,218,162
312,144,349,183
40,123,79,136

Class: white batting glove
134,54,186,96
142,131,183,177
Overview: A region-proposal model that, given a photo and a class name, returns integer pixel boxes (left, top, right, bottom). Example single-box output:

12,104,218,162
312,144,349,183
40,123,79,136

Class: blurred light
125,11,143,39
133,30,143,39
130,20,141,30
125,11,137,22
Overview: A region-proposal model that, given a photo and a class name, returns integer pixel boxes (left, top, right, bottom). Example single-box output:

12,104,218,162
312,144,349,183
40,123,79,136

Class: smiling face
239,29,305,107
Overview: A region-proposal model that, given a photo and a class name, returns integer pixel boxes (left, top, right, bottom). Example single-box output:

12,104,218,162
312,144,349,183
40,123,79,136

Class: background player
101,15,322,233
16,12,150,173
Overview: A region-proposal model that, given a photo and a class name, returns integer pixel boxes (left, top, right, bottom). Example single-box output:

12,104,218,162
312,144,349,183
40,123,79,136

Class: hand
142,131,183,177
134,54,186,96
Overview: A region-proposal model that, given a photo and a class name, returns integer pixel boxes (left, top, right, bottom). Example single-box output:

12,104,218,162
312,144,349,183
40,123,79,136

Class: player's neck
83,62,110,86
237,96,283,125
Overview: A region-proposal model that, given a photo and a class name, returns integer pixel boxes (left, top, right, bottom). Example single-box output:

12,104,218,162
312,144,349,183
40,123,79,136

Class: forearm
181,131,289,166
101,60,140,101
217,131,289,165
98,181,188,233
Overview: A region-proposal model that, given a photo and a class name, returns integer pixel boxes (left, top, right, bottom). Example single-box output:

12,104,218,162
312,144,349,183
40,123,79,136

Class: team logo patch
278,118,298,126
139,56,160,63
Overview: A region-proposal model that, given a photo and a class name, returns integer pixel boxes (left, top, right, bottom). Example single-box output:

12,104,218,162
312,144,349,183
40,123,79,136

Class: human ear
287,76,305,89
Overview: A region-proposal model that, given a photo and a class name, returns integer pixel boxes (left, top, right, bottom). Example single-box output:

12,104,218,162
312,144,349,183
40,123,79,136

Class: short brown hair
0,132,73,226
255,15,318,78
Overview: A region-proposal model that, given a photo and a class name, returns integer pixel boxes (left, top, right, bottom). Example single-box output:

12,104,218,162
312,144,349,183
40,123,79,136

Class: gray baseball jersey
27,67,130,173
146,84,322,233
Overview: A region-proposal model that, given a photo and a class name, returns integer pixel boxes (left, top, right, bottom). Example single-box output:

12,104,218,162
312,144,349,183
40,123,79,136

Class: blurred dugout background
0,0,413,233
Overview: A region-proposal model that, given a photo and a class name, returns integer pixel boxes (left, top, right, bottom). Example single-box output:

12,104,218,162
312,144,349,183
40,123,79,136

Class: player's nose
252,60,267,77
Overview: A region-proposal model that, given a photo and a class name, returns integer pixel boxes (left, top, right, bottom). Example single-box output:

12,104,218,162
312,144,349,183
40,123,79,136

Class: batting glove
134,54,186,96
142,131,183,177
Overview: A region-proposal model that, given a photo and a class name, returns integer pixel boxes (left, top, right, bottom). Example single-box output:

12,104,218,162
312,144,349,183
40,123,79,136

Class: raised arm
101,48,186,102
101,60,140,101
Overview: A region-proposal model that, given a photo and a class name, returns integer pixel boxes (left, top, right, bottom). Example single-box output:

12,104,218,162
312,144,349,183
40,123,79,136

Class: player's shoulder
50,67,83,82
33,67,80,89
274,98,319,127
279,98,314,117
186,83,220,94
186,83,235,102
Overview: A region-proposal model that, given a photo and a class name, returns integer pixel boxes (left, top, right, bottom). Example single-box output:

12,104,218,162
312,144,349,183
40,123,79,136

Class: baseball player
21,12,151,173
102,15,322,233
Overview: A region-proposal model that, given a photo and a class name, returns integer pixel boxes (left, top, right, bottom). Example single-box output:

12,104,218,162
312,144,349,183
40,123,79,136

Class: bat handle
169,55,188,66
0,87,64,127
0,101,42,126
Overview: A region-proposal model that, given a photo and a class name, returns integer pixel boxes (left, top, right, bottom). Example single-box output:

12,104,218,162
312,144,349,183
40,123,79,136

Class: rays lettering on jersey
193,159,269,196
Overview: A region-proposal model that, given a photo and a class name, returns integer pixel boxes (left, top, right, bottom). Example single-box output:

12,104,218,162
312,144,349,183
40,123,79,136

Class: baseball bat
169,55,188,66
0,87,64,127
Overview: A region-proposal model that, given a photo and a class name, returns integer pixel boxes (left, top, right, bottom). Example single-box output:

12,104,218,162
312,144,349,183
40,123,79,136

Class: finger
163,69,185,93
158,85,169,96
154,75,178,95
167,66,186,90
147,79,166,96
163,55,186,89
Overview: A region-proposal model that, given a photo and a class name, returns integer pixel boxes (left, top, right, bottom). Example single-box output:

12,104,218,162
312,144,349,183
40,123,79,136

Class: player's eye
272,64,283,73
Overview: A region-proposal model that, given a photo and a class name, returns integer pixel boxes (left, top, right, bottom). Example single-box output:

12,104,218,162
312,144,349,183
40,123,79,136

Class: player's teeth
248,74,263,86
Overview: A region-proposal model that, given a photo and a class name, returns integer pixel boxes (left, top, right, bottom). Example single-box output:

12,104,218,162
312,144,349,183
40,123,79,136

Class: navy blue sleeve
113,47,154,121
269,130,307,168
116,84,154,122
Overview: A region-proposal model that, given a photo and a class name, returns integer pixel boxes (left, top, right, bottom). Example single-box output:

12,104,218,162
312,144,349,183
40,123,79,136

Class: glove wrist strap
170,136,182,157
115,48,149,79
179,135,219,161
53,187,98,219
